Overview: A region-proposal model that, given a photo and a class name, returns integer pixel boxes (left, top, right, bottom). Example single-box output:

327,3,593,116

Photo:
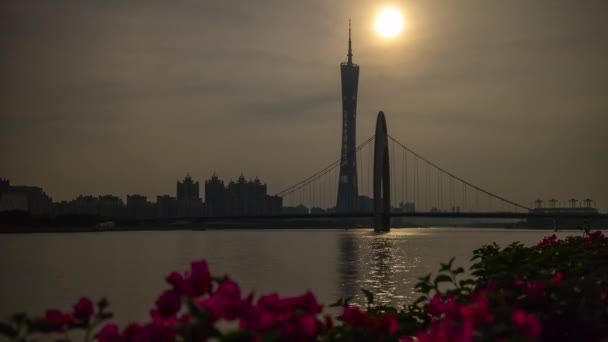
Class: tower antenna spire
348,19,353,64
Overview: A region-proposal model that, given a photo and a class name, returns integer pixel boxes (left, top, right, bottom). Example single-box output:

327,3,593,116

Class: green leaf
453,267,465,275
261,328,281,342
219,329,252,342
27,319,55,333
361,288,374,305
413,296,428,306
418,274,431,283
447,257,456,268
98,312,114,320
434,274,453,285
186,298,209,320
97,298,110,311
329,298,344,308
9,313,27,326
0,322,17,339
459,279,476,287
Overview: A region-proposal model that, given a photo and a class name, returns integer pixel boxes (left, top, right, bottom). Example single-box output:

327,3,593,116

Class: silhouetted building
310,207,326,214
0,182,52,217
177,173,199,201
336,22,360,212
126,194,157,220
157,195,178,219
283,205,309,215
176,174,203,217
98,195,125,218
205,173,226,216
205,173,282,216
0,178,10,194
67,195,99,216
266,195,283,215
226,175,268,216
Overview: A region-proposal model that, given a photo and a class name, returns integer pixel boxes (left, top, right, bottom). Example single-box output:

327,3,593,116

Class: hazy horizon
1,1,607,210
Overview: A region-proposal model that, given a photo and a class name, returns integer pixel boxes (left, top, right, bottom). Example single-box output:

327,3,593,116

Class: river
0,228,570,325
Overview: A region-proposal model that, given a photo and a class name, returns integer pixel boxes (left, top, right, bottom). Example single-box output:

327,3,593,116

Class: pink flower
216,279,241,298
73,297,94,322
278,291,323,314
324,314,334,330
133,322,174,342
379,314,399,334
298,314,318,336
601,291,607,301
584,230,605,242
45,309,71,330
240,309,278,331
198,280,249,321
185,260,211,297
239,291,323,341
412,318,473,342
155,290,181,319
512,309,542,337
165,272,184,294
342,306,374,329
459,294,493,328
537,234,558,247
425,294,459,319
517,281,546,300
97,323,120,342
590,230,605,239
441,297,461,320
551,272,564,285
150,311,190,328
121,323,142,342
426,294,444,317
256,292,280,310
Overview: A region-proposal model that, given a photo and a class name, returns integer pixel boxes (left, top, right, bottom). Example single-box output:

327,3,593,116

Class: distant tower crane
549,198,558,208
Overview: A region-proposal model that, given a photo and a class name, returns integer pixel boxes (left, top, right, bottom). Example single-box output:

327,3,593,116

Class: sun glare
375,7,404,38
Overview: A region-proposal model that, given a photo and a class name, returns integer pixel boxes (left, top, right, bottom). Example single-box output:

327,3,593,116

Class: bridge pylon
373,111,391,232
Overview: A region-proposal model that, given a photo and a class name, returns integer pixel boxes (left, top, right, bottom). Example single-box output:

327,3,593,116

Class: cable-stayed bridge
196,111,605,231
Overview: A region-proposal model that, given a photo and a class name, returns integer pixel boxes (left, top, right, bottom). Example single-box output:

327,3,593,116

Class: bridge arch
373,111,391,232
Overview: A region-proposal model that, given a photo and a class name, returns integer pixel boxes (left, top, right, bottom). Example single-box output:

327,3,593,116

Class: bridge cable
274,136,375,198
389,136,530,211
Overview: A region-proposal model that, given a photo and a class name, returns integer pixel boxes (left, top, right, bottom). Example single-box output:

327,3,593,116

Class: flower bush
1,230,606,341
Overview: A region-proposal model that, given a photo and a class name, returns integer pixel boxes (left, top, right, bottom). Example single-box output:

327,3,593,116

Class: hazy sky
1,1,607,209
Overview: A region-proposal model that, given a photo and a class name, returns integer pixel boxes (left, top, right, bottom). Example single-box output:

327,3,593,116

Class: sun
375,7,404,38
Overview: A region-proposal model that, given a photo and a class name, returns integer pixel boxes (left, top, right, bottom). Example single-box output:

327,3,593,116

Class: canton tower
336,21,360,212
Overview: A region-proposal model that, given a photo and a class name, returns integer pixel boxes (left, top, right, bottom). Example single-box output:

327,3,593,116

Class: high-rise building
336,21,360,212
0,182,53,217
126,194,157,219
177,173,200,201
226,174,268,216
98,195,125,218
176,174,203,217
205,173,283,216
205,173,226,216
157,195,178,219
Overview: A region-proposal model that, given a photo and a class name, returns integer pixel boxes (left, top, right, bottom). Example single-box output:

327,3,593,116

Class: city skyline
1,1,607,207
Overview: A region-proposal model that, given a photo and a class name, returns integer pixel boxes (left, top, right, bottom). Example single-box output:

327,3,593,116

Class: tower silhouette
336,20,360,212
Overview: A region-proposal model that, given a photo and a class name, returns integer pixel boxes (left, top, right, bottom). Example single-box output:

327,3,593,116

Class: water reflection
366,235,397,304
338,233,358,300
337,231,423,306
